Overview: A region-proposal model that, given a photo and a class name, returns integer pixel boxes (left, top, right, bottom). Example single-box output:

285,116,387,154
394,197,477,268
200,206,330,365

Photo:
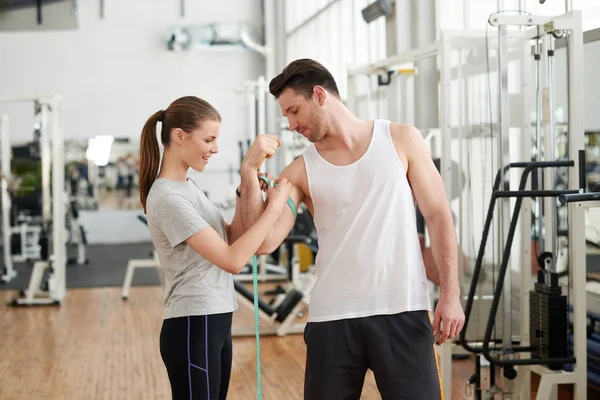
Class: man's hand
432,294,465,344
241,134,280,171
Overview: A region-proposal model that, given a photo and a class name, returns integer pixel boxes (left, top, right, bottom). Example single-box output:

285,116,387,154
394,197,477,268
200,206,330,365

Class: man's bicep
269,182,303,234
258,166,305,254
409,157,449,219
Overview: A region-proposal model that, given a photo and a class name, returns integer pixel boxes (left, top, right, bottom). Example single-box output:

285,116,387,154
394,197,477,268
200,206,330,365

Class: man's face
279,87,328,143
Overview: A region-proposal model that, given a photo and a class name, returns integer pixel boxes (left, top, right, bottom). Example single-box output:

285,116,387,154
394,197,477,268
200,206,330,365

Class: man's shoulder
281,154,307,178
388,122,421,139
386,123,426,172
388,122,425,151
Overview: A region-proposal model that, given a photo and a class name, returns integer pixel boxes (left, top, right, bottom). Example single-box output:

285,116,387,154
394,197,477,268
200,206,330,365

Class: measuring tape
251,175,297,399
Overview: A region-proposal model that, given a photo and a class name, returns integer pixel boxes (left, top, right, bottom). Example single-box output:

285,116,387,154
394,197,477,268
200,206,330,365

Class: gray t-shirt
145,177,238,319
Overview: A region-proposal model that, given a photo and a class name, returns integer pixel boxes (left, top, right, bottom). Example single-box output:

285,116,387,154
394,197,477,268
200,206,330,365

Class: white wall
0,0,265,203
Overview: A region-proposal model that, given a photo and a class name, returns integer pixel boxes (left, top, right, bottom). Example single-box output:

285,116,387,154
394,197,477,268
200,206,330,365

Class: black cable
564,32,573,367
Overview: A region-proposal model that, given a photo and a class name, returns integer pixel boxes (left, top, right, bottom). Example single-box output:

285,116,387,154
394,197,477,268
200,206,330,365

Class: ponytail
139,110,163,213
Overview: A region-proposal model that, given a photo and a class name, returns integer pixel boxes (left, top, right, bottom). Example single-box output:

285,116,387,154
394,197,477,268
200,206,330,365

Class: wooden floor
0,286,587,399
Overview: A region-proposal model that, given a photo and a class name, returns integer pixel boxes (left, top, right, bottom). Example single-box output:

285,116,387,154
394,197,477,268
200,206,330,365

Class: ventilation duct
166,22,265,54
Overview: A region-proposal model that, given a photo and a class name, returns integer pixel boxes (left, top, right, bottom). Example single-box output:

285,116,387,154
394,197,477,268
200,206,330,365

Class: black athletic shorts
303,310,443,400
159,312,233,400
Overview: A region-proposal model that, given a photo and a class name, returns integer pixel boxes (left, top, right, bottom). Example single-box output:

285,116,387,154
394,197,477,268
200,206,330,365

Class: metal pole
263,0,277,136
567,11,587,399
497,1,513,364
438,32,453,400
246,82,257,145
51,96,66,301
518,34,532,399
257,76,266,170
366,76,374,119
547,35,558,273
0,115,15,283
458,49,465,300
414,0,439,131
535,34,544,254
40,103,51,228
256,76,268,280
346,75,357,114
565,0,573,12
89,159,99,208
395,0,414,124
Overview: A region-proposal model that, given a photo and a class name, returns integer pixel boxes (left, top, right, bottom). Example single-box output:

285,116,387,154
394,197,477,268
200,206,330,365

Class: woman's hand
265,178,292,218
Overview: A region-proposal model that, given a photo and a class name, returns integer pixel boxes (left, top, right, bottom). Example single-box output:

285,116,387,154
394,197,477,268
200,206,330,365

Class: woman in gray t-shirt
138,95,291,400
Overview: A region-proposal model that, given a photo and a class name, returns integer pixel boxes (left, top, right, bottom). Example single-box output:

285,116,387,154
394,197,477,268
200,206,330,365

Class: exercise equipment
460,160,581,395
121,215,160,300
1,96,67,306
233,278,309,337
346,7,587,398
266,208,318,290
65,198,88,266
560,183,600,390
456,12,587,399
9,191,43,263
0,115,16,283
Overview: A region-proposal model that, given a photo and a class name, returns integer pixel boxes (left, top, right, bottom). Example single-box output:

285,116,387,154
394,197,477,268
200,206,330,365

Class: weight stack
529,273,568,371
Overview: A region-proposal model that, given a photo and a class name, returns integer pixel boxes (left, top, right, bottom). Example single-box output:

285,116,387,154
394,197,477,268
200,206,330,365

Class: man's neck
321,105,372,149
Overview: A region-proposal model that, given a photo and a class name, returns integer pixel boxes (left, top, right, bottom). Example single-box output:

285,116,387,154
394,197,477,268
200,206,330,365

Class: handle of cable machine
559,191,600,204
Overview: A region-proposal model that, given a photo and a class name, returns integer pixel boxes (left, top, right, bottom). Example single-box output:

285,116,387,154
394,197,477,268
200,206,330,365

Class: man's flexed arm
253,157,306,255
237,134,280,230
256,175,303,255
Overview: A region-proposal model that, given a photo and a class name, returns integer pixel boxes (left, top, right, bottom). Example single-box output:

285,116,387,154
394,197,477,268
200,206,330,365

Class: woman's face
178,119,220,172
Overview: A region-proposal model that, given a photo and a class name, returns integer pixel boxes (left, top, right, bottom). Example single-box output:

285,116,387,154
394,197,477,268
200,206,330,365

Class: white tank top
303,119,431,322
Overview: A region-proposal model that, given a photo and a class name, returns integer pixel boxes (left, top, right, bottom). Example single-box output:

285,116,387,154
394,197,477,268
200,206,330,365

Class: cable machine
0,95,67,306
346,8,587,398
458,10,587,399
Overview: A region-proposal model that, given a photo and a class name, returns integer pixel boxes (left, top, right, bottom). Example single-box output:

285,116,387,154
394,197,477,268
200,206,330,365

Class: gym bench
121,215,161,300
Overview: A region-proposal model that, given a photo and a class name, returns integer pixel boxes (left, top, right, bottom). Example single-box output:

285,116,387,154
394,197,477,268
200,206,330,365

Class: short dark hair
269,58,340,100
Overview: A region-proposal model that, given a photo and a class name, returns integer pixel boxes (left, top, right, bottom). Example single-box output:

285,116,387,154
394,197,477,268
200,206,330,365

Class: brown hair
269,58,340,100
138,96,221,212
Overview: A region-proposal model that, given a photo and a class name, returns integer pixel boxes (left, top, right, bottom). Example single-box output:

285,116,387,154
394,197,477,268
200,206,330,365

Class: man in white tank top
237,59,464,400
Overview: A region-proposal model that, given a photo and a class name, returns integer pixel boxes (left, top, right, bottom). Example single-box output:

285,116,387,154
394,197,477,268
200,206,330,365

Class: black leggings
160,313,233,400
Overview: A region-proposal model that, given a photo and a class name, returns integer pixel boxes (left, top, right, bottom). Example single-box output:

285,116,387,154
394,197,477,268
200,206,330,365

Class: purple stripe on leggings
205,314,210,399
188,316,192,399
187,316,211,399
190,363,206,372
